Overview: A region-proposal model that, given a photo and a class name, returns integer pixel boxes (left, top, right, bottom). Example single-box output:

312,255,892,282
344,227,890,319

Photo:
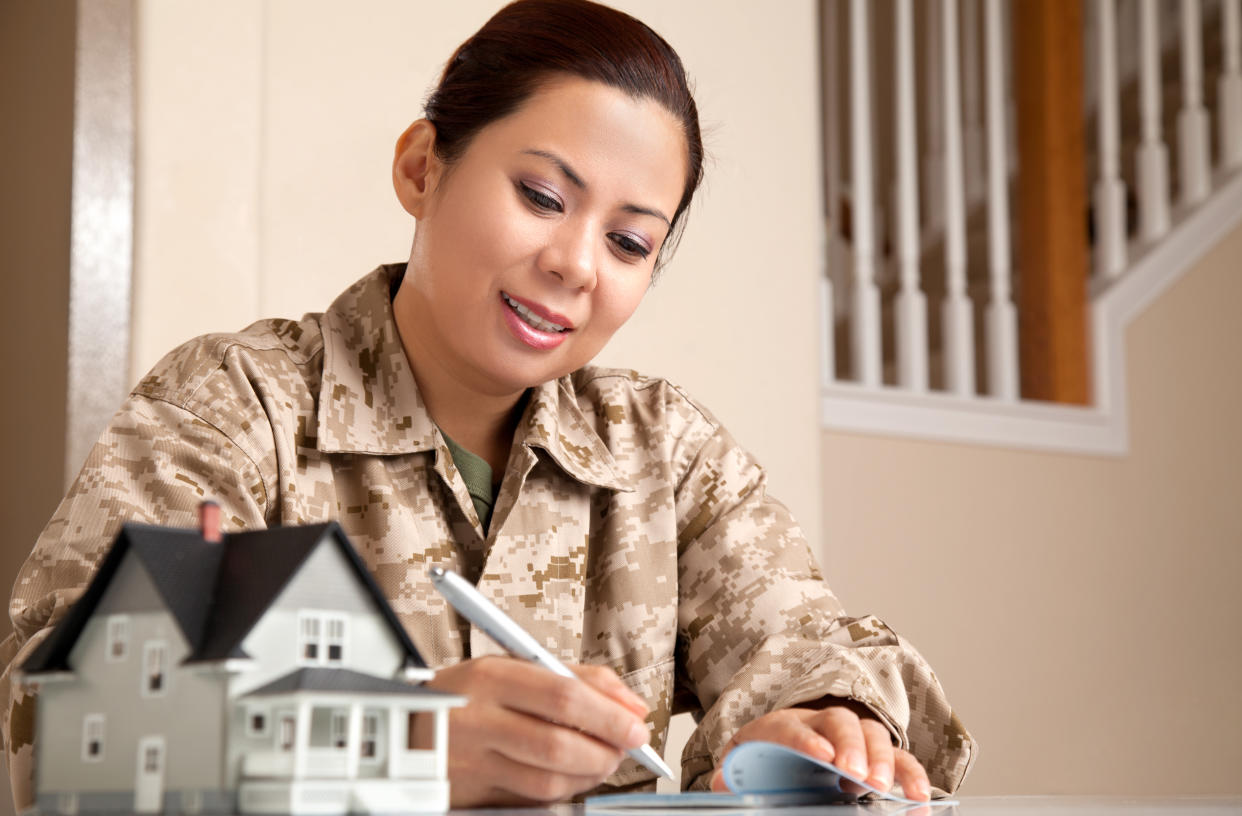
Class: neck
392,282,526,477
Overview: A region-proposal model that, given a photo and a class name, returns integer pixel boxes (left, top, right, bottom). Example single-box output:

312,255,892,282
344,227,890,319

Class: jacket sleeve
0,394,269,809
671,421,975,795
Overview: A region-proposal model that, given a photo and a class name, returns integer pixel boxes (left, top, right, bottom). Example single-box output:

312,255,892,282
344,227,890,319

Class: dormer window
142,641,167,696
105,616,128,661
297,612,347,666
326,618,345,662
299,616,320,662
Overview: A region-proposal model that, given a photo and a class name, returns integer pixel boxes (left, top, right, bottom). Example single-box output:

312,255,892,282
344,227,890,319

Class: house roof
21,521,427,674
242,667,458,698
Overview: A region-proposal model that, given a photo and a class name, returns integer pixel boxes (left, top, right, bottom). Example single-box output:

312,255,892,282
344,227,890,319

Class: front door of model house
134,735,166,812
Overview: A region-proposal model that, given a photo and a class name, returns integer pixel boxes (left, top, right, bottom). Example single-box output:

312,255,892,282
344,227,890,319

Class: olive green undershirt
439,430,498,534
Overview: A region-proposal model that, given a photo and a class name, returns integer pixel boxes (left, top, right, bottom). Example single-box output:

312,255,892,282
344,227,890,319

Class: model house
19,503,463,815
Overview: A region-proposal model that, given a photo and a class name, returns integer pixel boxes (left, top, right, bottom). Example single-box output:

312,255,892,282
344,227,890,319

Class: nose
540,219,598,292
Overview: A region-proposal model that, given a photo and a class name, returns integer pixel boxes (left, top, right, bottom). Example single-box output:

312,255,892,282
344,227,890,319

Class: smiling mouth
501,292,570,333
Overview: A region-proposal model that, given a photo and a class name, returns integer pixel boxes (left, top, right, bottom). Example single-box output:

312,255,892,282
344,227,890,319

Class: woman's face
394,75,687,400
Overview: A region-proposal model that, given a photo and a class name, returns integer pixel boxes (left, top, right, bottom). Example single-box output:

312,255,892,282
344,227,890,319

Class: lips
500,291,574,350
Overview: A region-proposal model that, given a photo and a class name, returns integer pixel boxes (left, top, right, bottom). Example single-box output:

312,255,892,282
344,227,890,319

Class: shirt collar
518,377,634,493
317,264,438,455
316,264,634,493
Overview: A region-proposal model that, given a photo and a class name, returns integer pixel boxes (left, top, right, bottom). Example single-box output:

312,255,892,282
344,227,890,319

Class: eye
609,232,651,261
517,181,562,213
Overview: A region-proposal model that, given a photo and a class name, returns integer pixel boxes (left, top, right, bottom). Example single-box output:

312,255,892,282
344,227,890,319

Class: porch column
433,707,449,780
388,706,403,778
293,701,312,779
345,703,363,779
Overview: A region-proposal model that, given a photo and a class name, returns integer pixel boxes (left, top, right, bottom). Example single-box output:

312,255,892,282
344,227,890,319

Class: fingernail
913,780,932,800
871,762,892,789
841,751,867,779
627,721,648,747
814,735,836,760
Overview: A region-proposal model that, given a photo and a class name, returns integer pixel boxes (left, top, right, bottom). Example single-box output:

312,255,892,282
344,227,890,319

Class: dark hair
423,0,704,270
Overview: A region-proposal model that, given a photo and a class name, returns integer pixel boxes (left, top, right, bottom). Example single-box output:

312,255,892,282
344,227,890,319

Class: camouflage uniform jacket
2,265,974,803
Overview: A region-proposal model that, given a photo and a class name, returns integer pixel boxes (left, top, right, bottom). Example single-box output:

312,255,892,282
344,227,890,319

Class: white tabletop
452,796,1242,816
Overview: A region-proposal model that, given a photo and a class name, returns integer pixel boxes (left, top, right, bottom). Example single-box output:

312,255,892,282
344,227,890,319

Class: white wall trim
66,0,134,484
822,168,1242,456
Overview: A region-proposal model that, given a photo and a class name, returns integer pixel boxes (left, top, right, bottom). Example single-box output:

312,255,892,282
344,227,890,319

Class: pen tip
429,566,445,578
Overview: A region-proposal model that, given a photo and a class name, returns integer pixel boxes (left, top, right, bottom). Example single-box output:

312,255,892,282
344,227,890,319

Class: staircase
820,0,1242,454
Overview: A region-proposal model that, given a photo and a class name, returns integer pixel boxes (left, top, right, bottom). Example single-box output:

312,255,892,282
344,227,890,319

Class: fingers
860,718,895,793
711,703,934,803
894,747,932,801
571,663,650,719
425,656,654,807
444,657,649,751
809,705,870,781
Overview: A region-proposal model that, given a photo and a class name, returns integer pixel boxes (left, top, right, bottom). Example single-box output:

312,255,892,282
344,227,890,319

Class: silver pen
428,566,674,779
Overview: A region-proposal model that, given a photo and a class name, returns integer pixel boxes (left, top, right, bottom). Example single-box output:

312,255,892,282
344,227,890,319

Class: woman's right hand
412,655,652,807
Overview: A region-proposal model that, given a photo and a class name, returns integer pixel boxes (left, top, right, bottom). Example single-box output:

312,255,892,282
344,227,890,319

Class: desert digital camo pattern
1,265,974,805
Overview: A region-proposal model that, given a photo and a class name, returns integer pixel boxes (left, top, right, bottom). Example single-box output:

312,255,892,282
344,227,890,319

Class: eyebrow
521,148,672,226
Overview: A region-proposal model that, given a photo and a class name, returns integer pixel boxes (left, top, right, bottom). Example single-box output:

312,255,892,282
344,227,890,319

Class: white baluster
1117,0,1138,85
923,2,946,235
895,0,929,392
942,0,976,396
1221,0,1242,169
1095,0,1128,280
962,0,986,204
822,0,841,382
820,275,836,387
984,0,1017,401
1003,0,1017,177
1137,0,1170,241
850,0,882,387
1178,0,1211,204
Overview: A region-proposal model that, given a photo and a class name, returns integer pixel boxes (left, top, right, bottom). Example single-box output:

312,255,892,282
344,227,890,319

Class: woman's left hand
707,703,932,802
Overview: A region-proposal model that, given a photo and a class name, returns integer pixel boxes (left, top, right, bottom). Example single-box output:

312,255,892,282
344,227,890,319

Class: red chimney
199,500,222,543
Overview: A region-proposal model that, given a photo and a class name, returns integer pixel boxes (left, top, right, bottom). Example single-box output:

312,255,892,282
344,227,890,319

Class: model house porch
235,667,457,815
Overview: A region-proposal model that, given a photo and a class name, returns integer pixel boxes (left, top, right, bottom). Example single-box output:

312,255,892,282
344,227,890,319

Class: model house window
331,711,348,749
106,616,128,661
143,744,160,773
361,714,378,760
326,618,345,663
296,612,347,666
81,714,104,762
279,716,296,751
246,706,269,738
142,641,167,695
299,616,320,661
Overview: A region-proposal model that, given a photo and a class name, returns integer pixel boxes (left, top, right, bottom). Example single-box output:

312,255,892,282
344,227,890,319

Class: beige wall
131,0,825,546
21,0,1241,802
822,221,1242,795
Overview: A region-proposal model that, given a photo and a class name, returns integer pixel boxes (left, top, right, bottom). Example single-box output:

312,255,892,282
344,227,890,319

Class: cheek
433,179,539,272
594,276,650,334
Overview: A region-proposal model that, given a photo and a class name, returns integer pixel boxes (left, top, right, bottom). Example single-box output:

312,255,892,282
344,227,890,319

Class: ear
392,119,443,219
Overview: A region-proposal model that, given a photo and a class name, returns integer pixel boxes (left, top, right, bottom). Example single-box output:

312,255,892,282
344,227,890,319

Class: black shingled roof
22,521,426,675
242,667,457,698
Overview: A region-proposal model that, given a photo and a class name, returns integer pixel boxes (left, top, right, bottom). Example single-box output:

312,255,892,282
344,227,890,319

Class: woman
1,0,973,808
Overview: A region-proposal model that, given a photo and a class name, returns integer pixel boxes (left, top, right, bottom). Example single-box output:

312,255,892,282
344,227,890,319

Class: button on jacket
1,265,975,803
